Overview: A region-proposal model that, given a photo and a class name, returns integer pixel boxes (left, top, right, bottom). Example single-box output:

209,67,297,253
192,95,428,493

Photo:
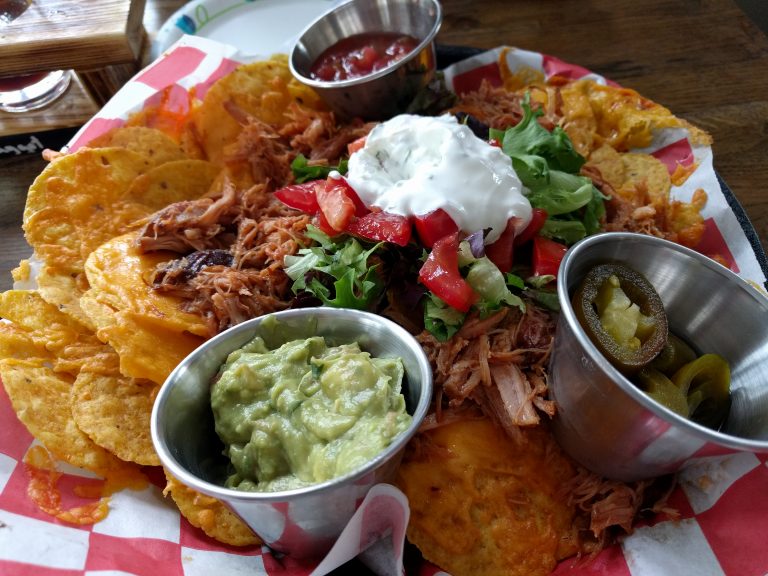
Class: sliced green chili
573,263,668,373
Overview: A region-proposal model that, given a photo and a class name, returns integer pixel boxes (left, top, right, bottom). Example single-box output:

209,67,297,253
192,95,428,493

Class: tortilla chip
0,290,88,351
81,294,204,384
164,470,261,547
193,55,324,164
397,419,581,576
83,233,209,337
0,359,137,476
0,322,52,363
559,79,712,153
81,232,208,383
23,147,152,274
86,126,188,166
123,159,220,210
11,259,31,284
71,372,161,466
0,289,119,375
621,153,672,207
36,264,95,330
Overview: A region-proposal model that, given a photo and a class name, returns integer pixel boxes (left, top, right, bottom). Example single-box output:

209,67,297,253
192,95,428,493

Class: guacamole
210,335,412,492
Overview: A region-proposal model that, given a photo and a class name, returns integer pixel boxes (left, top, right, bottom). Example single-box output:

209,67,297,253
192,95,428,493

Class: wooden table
1,0,766,292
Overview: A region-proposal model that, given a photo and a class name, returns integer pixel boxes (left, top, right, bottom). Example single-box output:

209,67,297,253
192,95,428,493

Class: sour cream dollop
346,114,532,244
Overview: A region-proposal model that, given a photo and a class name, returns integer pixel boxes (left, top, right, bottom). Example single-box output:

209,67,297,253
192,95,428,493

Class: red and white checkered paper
2,36,768,576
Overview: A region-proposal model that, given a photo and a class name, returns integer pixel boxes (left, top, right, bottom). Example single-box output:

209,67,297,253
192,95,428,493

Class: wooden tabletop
0,0,766,292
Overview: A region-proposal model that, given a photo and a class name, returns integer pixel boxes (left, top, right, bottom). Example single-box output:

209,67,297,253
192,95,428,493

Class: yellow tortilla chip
71,372,161,466
23,147,151,274
0,289,120,377
123,159,220,210
193,55,323,164
560,79,712,153
164,470,261,547
80,294,205,384
586,145,626,190
0,290,88,351
81,232,208,383
36,264,95,330
0,359,137,476
621,153,672,207
86,126,188,167
0,321,52,363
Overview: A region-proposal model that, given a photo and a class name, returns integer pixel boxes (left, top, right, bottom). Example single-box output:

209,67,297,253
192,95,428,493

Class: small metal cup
289,0,442,120
151,307,432,558
549,232,768,482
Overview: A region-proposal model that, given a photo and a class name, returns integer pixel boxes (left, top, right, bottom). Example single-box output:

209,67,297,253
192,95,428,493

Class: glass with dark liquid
0,0,71,113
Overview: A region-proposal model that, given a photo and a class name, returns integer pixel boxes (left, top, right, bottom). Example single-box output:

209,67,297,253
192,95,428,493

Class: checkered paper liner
2,36,768,576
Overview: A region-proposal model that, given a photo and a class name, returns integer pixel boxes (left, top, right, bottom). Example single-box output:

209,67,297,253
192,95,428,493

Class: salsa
309,32,419,82
210,335,412,492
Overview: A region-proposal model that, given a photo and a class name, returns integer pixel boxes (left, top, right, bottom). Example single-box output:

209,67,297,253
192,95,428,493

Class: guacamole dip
210,335,412,492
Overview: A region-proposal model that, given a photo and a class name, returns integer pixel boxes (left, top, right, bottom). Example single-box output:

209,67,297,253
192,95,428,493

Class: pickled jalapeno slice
650,332,698,375
672,353,731,429
573,263,668,373
636,368,689,417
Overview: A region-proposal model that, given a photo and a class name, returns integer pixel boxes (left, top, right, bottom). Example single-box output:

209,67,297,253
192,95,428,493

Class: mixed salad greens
278,97,607,340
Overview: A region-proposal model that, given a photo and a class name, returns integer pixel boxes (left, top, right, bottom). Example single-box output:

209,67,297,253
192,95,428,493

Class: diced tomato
328,175,369,216
532,236,568,278
345,210,412,246
485,217,519,273
488,138,501,148
514,208,548,247
412,209,459,248
316,175,368,232
274,182,321,214
313,209,339,237
347,135,367,155
418,233,478,313
351,45,379,75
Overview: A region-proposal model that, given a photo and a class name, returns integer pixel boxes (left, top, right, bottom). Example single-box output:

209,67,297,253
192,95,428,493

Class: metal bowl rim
556,231,768,451
151,307,434,502
288,0,443,89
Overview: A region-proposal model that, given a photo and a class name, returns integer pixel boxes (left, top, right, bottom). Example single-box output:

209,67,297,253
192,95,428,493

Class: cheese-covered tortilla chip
164,470,261,547
123,159,220,210
82,232,208,383
23,148,151,272
71,372,161,466
85,126,188,166
0,359,138,476
193,55,324,164
559,79,711,154
23,147,218,325
397,419,581,576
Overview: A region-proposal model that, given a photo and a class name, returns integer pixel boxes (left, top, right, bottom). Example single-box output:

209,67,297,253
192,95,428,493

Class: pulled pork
417,303,556,440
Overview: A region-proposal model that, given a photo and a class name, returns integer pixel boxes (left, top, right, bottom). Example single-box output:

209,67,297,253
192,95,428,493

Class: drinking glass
0,0,72,113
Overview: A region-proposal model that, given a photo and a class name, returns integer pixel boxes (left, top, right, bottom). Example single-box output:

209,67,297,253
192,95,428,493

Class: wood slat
0,0,147,75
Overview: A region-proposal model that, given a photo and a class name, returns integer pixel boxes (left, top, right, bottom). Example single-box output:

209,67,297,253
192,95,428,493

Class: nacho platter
1,35,768,576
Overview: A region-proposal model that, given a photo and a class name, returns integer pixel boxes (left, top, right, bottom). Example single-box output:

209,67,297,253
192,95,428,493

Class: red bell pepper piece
412,208,459,248
485,217,519,273
345,210,412,246
532,235,568,278
418,232,477,313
